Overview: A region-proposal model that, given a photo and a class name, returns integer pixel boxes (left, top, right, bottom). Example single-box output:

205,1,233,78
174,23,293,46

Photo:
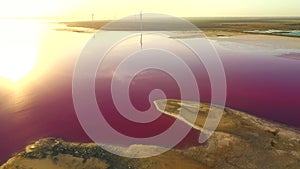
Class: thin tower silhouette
140,11,143,49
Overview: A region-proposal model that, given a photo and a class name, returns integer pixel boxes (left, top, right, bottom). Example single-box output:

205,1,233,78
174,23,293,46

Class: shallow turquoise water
246,30,300,37
281,31,300,37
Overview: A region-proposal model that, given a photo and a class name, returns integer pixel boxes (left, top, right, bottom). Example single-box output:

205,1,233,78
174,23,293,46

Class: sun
0,20,41,82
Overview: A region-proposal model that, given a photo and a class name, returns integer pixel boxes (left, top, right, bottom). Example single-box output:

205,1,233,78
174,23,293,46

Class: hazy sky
0,0,299,20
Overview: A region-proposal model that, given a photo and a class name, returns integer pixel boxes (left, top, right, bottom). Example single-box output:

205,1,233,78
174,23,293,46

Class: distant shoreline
57,17,300,37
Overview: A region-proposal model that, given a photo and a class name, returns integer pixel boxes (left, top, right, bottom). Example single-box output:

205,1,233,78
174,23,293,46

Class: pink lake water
0,21,300,164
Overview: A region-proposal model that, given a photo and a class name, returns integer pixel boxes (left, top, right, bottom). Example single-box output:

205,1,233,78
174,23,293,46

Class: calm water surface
0,20,299,164
246,30,300,37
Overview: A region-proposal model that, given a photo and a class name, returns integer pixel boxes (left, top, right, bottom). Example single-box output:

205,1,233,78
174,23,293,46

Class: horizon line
1,15,300,21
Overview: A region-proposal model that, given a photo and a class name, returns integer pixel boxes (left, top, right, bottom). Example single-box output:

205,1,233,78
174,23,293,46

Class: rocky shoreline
1,99,299,169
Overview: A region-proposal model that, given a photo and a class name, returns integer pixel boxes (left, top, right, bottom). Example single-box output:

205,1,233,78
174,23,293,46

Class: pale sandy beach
1,99,299,169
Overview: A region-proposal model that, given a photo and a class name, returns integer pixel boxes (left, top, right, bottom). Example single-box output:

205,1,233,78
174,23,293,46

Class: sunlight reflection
0,20,44,82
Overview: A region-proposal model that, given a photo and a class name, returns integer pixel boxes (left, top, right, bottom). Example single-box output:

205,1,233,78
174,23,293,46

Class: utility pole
140,11,143,49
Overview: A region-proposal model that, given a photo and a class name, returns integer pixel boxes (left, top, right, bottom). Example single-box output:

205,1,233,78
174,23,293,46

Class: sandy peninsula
1,99,299,169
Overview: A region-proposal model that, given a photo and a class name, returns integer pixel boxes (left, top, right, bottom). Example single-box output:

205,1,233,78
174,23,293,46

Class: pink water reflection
0,33,300,164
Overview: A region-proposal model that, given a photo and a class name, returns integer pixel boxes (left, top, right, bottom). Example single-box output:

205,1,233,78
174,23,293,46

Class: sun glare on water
0,20,43,82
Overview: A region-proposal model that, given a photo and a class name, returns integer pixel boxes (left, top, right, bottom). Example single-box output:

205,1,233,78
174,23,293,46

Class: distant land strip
58,17,300,37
